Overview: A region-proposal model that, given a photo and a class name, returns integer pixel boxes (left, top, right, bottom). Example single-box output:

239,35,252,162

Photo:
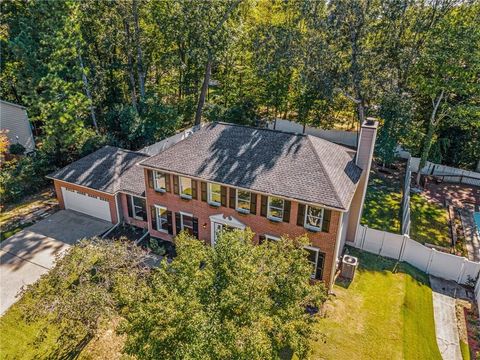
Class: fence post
425,249,436,274
399,234,408,261
379,231,386,255
457,258,467,284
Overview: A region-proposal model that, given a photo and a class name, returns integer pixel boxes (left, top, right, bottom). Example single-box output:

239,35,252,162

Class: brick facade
53,179,118,224
120,192,149,228
143,169,341,286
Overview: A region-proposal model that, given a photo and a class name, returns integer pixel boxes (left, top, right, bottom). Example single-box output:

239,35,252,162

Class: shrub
8,143,26,155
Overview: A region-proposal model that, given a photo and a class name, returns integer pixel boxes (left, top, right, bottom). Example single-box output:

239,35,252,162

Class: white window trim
155,205,168,233
304,205,324,232
267,196,284,221
304,245,320,279
180,211,194,231
236,189,251,214
131,196,145,221
179,177,192,199
265,234,280,242
153,171,166,193
208,183,221,206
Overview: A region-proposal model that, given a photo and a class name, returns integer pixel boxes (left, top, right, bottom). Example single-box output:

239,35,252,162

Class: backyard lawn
410,194,451,247
311,248,441,360
361,167,403,233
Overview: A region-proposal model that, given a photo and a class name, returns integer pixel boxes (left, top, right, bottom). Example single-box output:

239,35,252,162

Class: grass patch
410,194,451,247
461,340,471,360
361,170,402,233
0,299,61,359
311,247,441,360
0,222,33,242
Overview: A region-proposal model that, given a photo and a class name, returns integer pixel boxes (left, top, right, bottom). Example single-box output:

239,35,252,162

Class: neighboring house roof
48,146,148,196
0,99,35,152
140,122,362,210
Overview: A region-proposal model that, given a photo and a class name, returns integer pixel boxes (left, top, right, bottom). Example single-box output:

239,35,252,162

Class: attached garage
61,187,112,222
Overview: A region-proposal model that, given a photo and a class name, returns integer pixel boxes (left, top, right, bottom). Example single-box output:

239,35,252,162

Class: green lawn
361,170,402,233
410,194,451,247
311,248,441,360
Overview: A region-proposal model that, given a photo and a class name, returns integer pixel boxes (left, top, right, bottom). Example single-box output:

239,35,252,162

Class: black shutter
322,209,331,232
229,188,236,209
141,198,147,221
173,175,179,194
258,235,266,244
147,170,154,189
175,212,182,234
315,252,325,280
297,204,306,227
126,195,133,218
192,217,199,238
260,195,268,217
283,200,291,223
192,180,198,200
166,211,173,235
201,182,207,202
165,174,171,192
220,186,227,207
150,206,157,231
250,193,257,214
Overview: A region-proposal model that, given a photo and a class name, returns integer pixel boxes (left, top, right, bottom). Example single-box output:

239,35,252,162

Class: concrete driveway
0,210,112,315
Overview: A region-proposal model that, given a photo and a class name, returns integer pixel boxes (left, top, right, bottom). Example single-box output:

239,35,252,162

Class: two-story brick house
48,120,377,288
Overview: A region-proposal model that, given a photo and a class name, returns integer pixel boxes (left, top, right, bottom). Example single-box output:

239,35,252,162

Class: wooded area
0,0,479,202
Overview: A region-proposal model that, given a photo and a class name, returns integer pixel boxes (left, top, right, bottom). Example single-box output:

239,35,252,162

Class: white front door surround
209,214,246,246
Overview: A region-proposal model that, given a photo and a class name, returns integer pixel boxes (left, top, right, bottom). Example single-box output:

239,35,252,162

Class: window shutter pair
260,195,268,217
283,200,291,223
150,206,157,230
147,170,154,189
173,175,180,194
201,182,207,202
220,186,227,207
229,188,236,209
126,195,133,218
250,193,257,214
192,180,198,200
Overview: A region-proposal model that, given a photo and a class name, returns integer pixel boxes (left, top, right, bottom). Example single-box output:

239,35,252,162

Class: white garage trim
61,187,112,222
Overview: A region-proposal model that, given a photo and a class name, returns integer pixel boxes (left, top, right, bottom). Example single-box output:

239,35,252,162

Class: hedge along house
48,121,377,288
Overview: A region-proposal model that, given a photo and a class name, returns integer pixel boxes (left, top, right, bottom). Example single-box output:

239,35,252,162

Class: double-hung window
304,246,324,280
236,190,251,213
154,171,167,192
304,205,324,231
267,196,284,221
208,183,221,206
131,196,147,220
179,177,192,199
180,212,194,235
155,205,169,233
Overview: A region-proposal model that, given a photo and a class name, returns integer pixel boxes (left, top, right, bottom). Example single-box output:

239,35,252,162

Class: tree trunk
194,53,212,125
78,51,98,132
415,90,445,185
132,0,145,100
124,19,138,112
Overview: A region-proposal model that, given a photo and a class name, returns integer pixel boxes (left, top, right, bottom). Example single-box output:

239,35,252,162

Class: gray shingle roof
48,146,148,196
140,123,362,210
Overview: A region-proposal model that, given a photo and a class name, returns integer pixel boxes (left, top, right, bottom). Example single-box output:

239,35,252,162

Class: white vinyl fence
140,125,201,156
267,119,358,147
353,225,480,285
397,154,480,187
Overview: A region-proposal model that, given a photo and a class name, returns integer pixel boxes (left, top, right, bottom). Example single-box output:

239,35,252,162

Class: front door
209,214,246,246
213,222,235,245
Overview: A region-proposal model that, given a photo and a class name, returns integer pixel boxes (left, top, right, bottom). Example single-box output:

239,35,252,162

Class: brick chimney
345,119,378,243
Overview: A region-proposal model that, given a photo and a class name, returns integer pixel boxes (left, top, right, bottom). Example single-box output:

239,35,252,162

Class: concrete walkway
0,210,111,315
429,276,463,360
